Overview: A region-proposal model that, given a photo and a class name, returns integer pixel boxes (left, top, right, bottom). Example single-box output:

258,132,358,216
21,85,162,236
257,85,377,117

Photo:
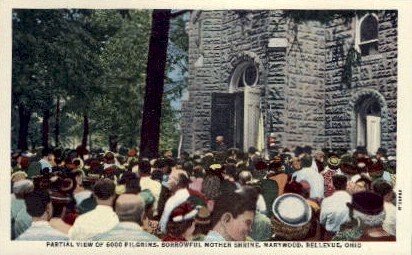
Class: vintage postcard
0,0,411,255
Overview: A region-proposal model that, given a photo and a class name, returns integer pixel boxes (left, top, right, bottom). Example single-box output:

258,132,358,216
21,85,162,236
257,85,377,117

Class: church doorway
355,95,382,154
210,60,263,152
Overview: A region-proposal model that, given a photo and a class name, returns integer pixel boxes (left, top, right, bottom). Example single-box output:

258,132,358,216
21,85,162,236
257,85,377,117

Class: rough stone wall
324,16,356,150
182,11,226,153
282,19,326,148
265,11,288,145
182,10,397,155
324,11,397,154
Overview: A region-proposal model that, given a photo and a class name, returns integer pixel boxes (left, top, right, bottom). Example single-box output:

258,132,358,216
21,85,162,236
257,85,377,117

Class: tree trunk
54,98,60,147
139,10,171,159
18,105,31,151
42,109,50,149
82,113,89,148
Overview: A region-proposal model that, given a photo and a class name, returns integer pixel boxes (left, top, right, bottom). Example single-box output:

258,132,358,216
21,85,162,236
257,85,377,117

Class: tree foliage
12,9,187,153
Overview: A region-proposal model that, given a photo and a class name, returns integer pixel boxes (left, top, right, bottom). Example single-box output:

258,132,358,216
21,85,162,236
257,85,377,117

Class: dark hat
376,147,387,156
355,146,368,155
248,146,257,154
348,191,384,215
268,161,283,172
302,145,313,155
255,161,267,171
272,193,312,227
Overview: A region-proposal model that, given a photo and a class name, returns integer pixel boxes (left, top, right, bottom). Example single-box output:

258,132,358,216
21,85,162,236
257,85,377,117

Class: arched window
230,62,259,90
358,14,379,56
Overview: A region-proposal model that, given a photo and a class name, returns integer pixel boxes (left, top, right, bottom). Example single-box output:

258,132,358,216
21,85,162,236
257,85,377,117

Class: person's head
332,174,348,191
355,146,368,159
13,179,34,199
238,171,252,186
300,154,312,168
164,150,173,158
41,148,53,159
93,178,116,206
216,136,224,144
284,177,305,196
224,163,237,181
138,159,151,175
248,146,257,155
347,191,385,227
314,151,325,163
166,201,197,240
25,189,52,220
50,193,72,218
210,186,258,241
104,151,115,164
192,165,205,178
41,148,55,165
373,180,395,203
355,174,372,191
290,157,302,171
115,194,145,225
72,169,84,187
168,169,190,193
376,147,387,159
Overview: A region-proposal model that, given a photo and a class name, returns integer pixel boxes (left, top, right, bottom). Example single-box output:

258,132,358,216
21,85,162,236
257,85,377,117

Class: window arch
358,14,379,56
230,62,259,90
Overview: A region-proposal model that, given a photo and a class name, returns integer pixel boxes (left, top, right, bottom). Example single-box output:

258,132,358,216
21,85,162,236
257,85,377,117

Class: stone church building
180,10,397,156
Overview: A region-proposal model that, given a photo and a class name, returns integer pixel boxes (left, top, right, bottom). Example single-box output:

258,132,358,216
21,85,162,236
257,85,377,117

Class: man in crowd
373,180,396,237
39,148,55,174
320,174,351,240
159,168,208,234
91,194,159,241
69,178,119,240
139,159,161,217
292,154,324,201
205,186,258,241
215,136,227,152
11,180,34,239
17,190,69,240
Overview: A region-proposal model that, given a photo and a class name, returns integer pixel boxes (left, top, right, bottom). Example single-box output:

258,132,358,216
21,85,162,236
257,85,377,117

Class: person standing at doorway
215,136,228,152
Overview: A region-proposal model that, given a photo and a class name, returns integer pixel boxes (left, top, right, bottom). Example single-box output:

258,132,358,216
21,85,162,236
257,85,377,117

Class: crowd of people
10,141,397,242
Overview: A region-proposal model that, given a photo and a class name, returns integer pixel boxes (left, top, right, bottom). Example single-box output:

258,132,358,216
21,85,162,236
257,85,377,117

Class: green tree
92,10,151,150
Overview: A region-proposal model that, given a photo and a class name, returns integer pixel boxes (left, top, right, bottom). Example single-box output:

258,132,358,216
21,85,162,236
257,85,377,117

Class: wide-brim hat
347,191,383,215
327,155,341,167
207,163,224,175
272,193,312,227
170,201,198,223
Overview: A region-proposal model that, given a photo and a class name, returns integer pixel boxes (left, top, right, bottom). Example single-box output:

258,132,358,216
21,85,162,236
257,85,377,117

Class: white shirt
204,230,226,242
17,221,69,241
320,190,352,232
292,167,325,199
39,159,52,171
159,188,190,234
68,205,119,240
140,176,161,215
382,202,396,236
256,194,267,214
73,190,93,206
